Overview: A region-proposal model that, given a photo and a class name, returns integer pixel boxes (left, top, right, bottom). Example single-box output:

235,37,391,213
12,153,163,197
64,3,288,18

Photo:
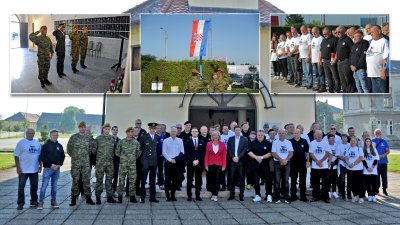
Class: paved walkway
0,157,399,225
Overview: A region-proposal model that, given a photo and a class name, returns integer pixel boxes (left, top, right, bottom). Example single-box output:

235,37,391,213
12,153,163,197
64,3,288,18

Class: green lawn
0,154,15,170
388,154,400,173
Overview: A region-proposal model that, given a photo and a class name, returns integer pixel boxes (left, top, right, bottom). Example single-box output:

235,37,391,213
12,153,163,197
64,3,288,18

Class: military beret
78,121,86,128
102,123,111,128
148,122,158,128
73,24,78,29
58,23,65,27
191,69,199,74
184,121,191,125
125,127,134,133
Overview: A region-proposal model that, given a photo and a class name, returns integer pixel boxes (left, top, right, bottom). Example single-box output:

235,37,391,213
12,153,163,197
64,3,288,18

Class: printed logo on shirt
327,44,330,48
331,148,336,156
349,150,356,158
290,42,295,48
56,147,60,151
311,42,316,49
315,146,323,154
342,42,346,46
29,145,38,153
280,146,288,153
356,48,358,52
366,154,374,161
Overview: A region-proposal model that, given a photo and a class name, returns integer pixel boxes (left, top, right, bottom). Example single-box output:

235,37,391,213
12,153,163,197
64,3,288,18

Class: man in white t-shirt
220,124,230,148
311,27,326,92
366,25,389,93
14,129,42,210
309,130,331,203
286,28,300,85
299,25,313,89
271,128,293,203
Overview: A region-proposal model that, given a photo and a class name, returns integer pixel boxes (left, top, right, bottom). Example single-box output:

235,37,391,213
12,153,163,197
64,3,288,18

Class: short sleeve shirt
271,139,293,161
14,138,41,173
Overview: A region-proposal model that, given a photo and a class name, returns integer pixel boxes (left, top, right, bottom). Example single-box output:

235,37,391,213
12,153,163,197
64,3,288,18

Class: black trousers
228,161,245,196
347,169,363,198
311,169,329,200
156,156,165,186
164,161,180,197
112,156,120,192
245,155,253,185
377,163,388,191
290,161,307,198
56,52,65,75
135,157,142,196
337,59,356,93
364,174,378,196
272,60,279,76
208,165,222,196
186,163,203,198
140,165,156,199
253,162,272,196
323,60,340,92
17,173,38,206
278,58,288,77
328,168,338,193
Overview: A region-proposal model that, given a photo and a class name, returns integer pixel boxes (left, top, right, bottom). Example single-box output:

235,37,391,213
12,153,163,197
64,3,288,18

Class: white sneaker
328,192,332,199
214,196,218,202
352,196,359,203
267,195,272,203
372,196,377,202
253,195,262,202
211,196,215,201
358,198,364,204
332,192,339,199
368,196,372,202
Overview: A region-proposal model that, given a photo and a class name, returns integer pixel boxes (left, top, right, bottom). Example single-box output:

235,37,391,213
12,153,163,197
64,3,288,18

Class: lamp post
323,112,326,133
164,30,167,60
159,27,163,60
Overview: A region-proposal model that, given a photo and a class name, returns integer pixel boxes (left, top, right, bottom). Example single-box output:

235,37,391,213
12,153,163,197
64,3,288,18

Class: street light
159,27,163,60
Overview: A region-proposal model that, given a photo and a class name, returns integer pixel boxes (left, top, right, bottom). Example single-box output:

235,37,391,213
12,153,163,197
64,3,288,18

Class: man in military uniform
69,24,80,73
53,23,67,78
209,72,229,93
185,69,209,93
94,123,117,204
67,122,95,206
80,26,89,69
116,127,142,203
139,122,160,203
29,25,54,88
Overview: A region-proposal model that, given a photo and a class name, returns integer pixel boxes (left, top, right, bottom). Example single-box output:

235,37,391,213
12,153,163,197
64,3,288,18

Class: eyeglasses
135,122,141,124
330,128,336,130
177,127,182,129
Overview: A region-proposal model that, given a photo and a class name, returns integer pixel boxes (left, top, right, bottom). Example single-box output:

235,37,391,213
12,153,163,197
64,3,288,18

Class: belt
337,58,349,62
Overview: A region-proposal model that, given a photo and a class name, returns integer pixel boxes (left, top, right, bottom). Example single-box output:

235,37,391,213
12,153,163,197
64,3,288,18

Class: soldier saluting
139,122,160,203
29,25,54,88
67,122,96,206
69,24,80,73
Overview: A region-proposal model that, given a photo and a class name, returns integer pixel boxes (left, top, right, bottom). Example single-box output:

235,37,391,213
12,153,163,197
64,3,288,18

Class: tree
23,121,30,130
285,14,305,27
40,122,49,143
307,20,324,28
335,114,344,133
13,123,21,132
248,65,258,73
0,121,3,134
316,101,336,133
59,106,85,133
141,54,157,62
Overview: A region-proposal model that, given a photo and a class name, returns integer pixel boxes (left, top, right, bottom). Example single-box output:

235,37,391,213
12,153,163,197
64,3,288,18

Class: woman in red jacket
205,131,227,201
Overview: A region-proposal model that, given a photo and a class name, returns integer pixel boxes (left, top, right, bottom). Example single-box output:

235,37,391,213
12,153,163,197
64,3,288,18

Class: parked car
229,73,243,87
243,73,259,89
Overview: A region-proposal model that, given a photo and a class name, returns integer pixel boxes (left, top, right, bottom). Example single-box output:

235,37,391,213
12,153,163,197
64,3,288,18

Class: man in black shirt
335,26,355,93
248,131,273,202
319,27,340,93
179,121,192,144
289,129,309,202
350,30,370,93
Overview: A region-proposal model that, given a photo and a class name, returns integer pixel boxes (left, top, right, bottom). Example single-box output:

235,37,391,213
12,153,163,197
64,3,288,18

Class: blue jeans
286,57,293,79
353,69,369,93
371,77,387,93
313,63,325,88
273,161,290,201
17,173,38,206
302,58,313,87
39,168,60,203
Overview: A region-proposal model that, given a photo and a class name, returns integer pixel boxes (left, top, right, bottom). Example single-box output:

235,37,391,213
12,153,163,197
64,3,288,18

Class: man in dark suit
227,125,248,201
134,118,147,196
139,122,160,203
52,23,66,78
185,127,206,201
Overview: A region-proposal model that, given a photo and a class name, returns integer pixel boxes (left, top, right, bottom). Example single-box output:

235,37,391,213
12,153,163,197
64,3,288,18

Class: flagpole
199,15,203,81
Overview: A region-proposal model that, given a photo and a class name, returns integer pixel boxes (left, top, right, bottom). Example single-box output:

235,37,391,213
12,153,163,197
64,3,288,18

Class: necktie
194,139,197,150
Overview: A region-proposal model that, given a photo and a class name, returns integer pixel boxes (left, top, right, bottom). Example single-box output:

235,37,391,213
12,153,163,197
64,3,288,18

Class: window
383,93,393,108
377,120,382,129
387,120,393,135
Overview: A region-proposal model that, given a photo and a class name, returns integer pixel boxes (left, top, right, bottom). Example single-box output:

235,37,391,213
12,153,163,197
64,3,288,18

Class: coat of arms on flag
190,20,210,57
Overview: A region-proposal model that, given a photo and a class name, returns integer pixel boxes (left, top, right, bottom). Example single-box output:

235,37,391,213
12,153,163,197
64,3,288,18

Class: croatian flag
189,20,210,57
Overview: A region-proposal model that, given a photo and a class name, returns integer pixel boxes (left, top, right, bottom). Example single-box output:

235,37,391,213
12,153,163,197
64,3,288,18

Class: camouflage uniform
94,134,115,198
209,76,228,93
67,133,95,198
69,32,80,69
29,31,54,80
80,33,88,66
185,77,209,93
116,138,141,196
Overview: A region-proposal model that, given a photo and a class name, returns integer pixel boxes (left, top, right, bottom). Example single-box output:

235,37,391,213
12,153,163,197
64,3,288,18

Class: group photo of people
270,14,390,94
14,118,391,210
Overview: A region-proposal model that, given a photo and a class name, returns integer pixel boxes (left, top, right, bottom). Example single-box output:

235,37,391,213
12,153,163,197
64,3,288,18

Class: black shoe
81,64,87,69
306,86,313,90
290,196,298,202
140,198,145,203
323,199,330,203
61,73,67,76
69,197,77,206
221,186,226,191
311,198,320,202
149,198,159,203
30,202,38,207
187,197,192,201
312,87,320,91
96,195,101,205
44,79,52,85
58,74,63,78
195,196,202,201
72,68,79,73
318,88,327,93
228,193,234,200
86,197,95,205
117,195,123,203
239,196,244,201
295,84,301,87
40,80,45,88
383,189,388,196
171,196,177,202
300,197,309,202
166,197,171,202
107,196,117,203
17,205,23,210
130,196,138,203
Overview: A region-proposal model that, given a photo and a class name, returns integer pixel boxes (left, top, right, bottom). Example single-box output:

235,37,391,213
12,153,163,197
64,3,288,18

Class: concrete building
105,0,316,131
343,61,400,147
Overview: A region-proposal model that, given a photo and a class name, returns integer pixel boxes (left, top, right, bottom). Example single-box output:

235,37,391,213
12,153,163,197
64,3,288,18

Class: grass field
0,154,15,170
388,154,400,173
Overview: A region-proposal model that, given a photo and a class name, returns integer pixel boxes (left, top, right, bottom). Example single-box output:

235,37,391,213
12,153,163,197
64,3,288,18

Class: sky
141,14,259,65
1,0,397,118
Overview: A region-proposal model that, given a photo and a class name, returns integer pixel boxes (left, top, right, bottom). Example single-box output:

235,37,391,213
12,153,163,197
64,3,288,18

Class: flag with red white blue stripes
189,20,210,57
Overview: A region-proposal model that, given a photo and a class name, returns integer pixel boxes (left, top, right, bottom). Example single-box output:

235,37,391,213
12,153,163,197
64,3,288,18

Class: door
19,22,28,48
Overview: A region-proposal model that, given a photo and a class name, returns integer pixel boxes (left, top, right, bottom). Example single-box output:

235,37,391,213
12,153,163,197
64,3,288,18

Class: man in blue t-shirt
372,129,390,196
